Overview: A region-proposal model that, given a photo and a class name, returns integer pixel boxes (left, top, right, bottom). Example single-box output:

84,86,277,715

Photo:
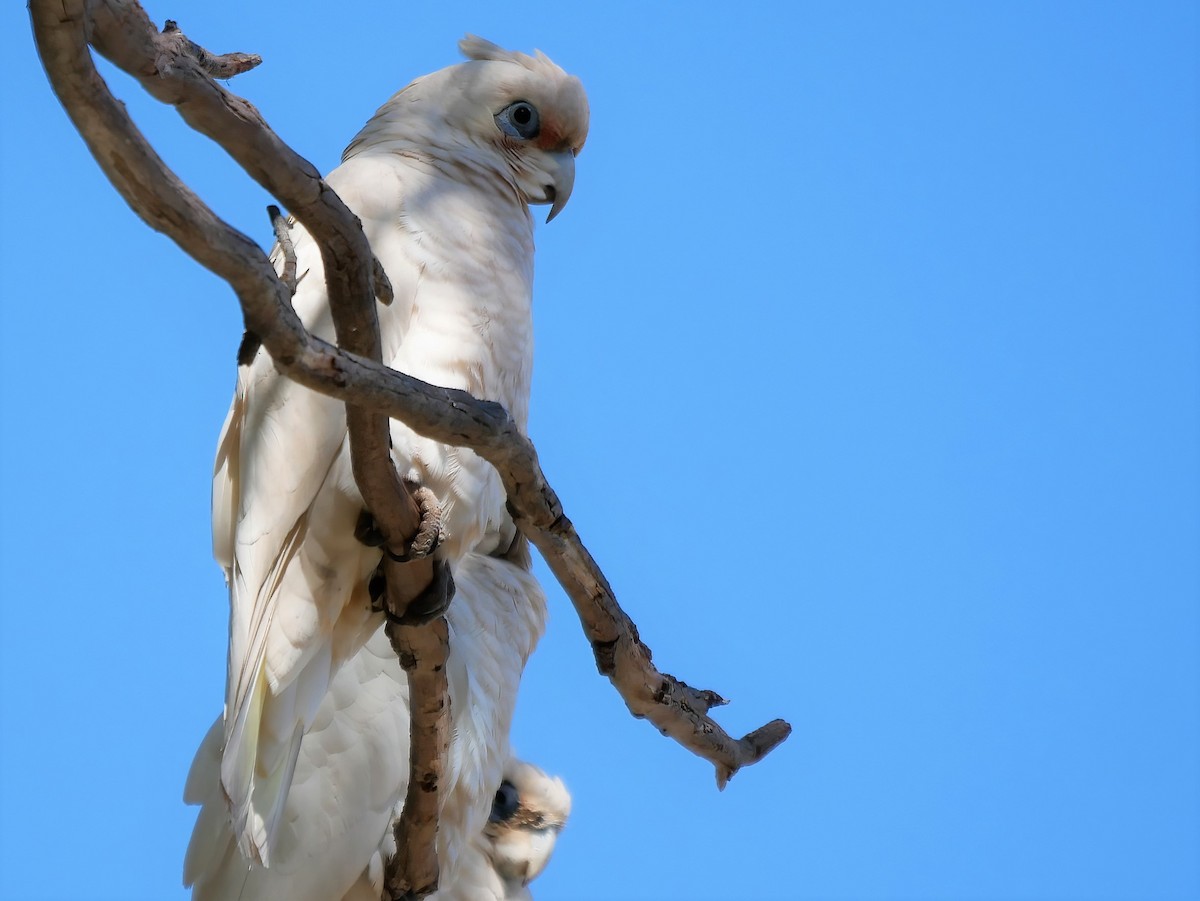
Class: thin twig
236,204,297,364
160,19,260,79
266,204,297,293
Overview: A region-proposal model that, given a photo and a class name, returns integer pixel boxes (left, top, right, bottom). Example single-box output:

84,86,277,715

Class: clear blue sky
2,2,1197,899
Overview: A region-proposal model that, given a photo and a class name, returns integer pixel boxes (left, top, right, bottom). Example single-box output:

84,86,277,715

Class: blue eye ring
495,101,540,140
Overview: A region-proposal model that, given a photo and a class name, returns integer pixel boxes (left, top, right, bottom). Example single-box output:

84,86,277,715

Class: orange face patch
535,118,584,155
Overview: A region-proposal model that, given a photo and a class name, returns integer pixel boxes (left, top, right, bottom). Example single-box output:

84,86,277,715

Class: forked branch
29,3,791,891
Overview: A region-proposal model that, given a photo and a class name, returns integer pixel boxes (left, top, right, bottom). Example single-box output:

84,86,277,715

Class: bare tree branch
383,617,451,901
30,1,791,884
160,19,261,80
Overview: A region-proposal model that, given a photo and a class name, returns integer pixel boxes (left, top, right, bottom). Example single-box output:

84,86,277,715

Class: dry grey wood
383,617,451,901
232,204,295,364
30,0,791,885
267,205,298,293
160,18,260,79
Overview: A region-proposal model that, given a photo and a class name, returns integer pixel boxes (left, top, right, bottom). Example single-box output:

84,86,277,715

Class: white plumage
474,759,572,900
431,758,571,901
186,34,588,897
185,551,548,900
340,757,571,901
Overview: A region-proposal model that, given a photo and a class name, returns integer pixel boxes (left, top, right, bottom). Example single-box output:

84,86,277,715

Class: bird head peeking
343,36,589,222
484,759,572,888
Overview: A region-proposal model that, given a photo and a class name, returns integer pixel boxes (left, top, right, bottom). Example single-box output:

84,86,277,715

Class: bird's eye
490,780,521,822
495,101,540,140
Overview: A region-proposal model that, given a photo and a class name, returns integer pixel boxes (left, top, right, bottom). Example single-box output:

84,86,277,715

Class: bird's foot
391,484,444,561
369,558,456,626
354,484,445,562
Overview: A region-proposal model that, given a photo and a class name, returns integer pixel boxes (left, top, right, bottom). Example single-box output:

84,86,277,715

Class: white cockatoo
470,759,571,900
341,758,572,901
187,34,588,894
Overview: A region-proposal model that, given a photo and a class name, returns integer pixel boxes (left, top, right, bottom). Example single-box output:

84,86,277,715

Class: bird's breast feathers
325,153,536,423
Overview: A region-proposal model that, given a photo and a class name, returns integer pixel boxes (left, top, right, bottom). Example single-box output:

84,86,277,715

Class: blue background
2,2,1197,899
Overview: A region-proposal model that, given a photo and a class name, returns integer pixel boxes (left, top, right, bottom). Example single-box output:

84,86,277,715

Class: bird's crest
343,35,588,165
459,35,557,74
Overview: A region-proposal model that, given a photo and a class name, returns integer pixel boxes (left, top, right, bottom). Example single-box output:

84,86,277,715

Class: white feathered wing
185,549,548,900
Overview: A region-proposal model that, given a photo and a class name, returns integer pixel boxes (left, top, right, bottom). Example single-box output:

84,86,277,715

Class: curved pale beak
520,828,561,884
542,150,576,223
